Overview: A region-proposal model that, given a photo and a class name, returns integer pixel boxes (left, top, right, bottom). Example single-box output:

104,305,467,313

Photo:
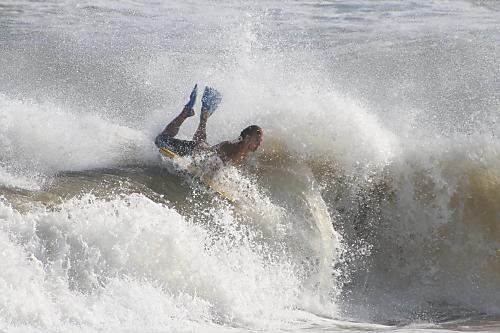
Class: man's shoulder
212,140,237,162
213,140,234,151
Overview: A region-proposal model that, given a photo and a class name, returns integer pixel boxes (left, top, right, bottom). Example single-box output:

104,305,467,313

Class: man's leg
192,111,209,145
160,106,193,137
156,106,198,155
191,86,221,146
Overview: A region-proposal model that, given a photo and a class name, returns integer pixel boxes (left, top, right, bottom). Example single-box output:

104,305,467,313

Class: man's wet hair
239,125,262,141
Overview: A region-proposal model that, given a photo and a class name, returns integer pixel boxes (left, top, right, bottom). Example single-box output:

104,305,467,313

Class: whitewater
0,0,499,332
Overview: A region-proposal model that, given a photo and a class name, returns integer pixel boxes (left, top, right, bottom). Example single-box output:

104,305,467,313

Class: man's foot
184,84,198,117
201,86,222,118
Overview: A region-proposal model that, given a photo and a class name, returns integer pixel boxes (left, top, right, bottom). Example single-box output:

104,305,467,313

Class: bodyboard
159,147,235,203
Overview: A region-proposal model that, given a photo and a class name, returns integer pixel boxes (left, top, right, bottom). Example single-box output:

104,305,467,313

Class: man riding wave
155,85,263,165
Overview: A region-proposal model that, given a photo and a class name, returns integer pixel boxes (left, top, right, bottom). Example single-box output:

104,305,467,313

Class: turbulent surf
1,1,499,332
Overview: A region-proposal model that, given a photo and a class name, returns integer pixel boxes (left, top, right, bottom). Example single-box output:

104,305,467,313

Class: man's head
239,125,263,152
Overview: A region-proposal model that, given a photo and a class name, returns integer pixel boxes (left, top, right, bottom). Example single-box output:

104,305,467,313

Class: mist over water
1,1,500,332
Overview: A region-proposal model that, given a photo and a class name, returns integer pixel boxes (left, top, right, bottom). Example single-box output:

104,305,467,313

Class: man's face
245,131,263,152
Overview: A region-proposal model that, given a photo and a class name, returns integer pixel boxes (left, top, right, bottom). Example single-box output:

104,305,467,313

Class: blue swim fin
184,84,198,116
201,86,222,117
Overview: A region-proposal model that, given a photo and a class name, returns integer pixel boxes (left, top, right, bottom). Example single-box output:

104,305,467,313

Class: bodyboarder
155,85,263,165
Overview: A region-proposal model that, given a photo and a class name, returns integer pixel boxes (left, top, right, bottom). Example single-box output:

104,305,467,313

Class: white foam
0,192,339,330
0,94,156,178
0,165,42,190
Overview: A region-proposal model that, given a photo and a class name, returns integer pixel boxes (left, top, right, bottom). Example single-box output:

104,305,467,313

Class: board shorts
155,134,197,156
